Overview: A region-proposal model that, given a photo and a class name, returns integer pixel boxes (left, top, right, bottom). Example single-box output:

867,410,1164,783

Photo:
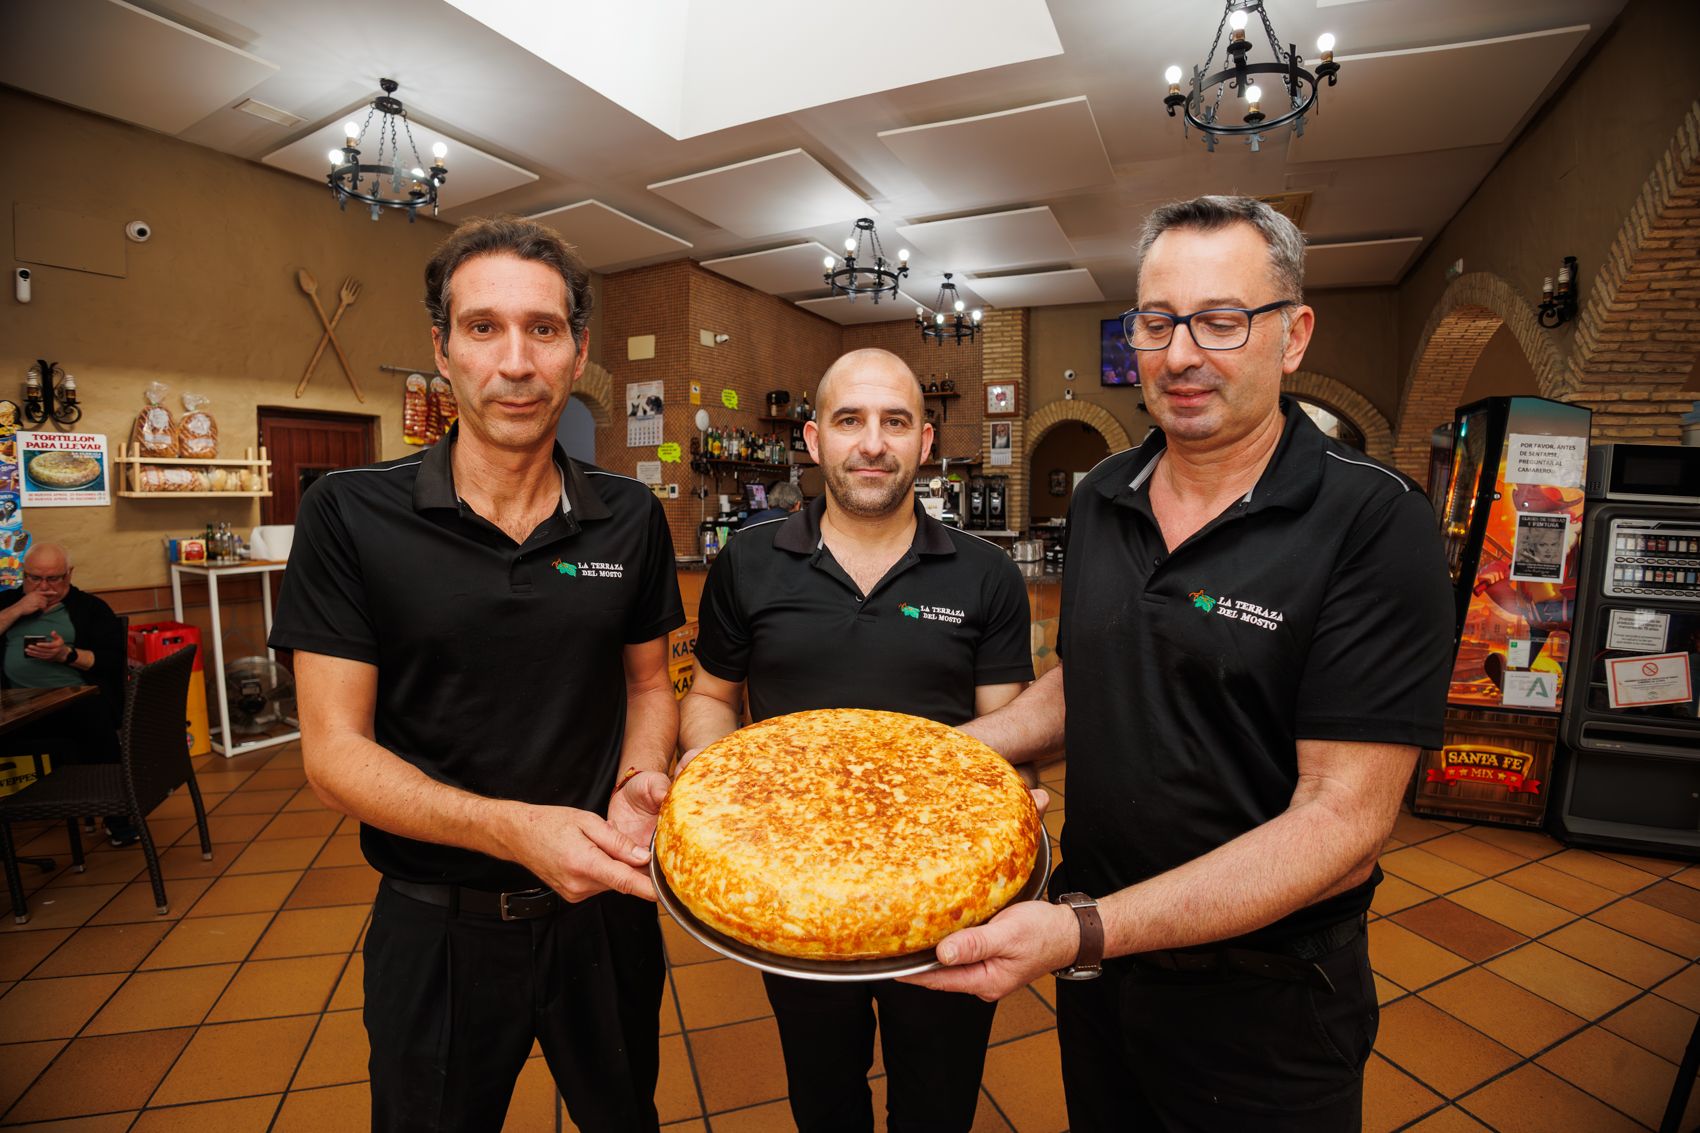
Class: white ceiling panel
1305,237,1424,288
649,149,872,238
262,106,538,212
967,268,1104,308
527,200,691,270
1287,26,1590,164
795,292,925,325
896,207,1076,273
877,97,1113,206
701,242,837,295
0,0,276,135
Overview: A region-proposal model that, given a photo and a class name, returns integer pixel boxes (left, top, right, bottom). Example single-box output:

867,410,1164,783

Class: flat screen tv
1100,317,1139,386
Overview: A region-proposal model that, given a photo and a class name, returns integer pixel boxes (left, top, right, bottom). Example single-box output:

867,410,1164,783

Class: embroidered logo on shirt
551,559,625,579
1188,589,1285,631
1187,590,1217,612
898,602,964,625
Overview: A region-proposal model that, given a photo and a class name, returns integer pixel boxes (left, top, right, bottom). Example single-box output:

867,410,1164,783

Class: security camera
14,268,30,304
1063,368,1076,381
125,220,152,243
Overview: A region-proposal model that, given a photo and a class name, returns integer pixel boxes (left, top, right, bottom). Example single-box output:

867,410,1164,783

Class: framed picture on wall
985,383,1017,416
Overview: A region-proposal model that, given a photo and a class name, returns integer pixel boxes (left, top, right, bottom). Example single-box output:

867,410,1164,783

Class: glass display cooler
1411,397,1592,827
1552,442,1700,857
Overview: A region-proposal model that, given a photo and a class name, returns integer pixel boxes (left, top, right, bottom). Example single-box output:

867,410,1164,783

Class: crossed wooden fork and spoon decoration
295,269,365,402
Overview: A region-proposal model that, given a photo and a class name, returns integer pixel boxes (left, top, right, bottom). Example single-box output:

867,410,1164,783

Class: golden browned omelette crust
657,708,1040,960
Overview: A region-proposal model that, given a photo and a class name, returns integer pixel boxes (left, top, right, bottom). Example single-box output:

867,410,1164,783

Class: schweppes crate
0,753,51,799
668,621,699,665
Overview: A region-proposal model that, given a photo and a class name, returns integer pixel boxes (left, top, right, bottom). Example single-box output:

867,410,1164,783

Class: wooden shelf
693,457,815,475
115,443,272,499
922,391,961,400
116,491,274,499
758,415,810,426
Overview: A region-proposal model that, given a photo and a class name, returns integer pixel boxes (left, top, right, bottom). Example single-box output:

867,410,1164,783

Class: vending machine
1411,396,1592,827
1552,443,1700,857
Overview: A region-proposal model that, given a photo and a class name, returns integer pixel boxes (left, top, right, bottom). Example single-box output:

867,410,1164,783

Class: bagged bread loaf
139,466,210,492
133,381,176,457
403,374,430,446
178,394,218,458
429,376,458,439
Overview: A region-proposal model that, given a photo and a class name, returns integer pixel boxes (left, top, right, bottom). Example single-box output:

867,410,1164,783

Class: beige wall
1459,325,1542,405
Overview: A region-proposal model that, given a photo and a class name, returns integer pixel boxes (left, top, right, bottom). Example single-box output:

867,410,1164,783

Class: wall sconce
1537,257,1578,328
23,359,81,427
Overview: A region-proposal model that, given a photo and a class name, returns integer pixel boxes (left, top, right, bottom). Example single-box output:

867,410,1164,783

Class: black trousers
762,972,997,1133
364,881,665,1133
1055,932,1377,1132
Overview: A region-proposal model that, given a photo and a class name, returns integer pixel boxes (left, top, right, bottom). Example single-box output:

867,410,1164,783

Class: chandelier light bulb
916,305,925,318
1316,32,1336,55
1164,65,1183,86
954,299,965,313
824,255,837,270
432,142,448,159
898,248,910,262
844,237,857,253
1228,10,1247,32
343,121,360,141
327,149,344,166
1246,84,1263,104
972,309,983,323
935,313,945,325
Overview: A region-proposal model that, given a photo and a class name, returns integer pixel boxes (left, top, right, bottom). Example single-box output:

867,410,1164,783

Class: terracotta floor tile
0,972,126,1042
982,1028,1068,1133
32,921,172,978
672,958,772,1030
283,864,381,909
1363,1052,1443,1133
1656,964,1700,1012
1594,896,1700,957
256,810,340,842
1400,1107,1493,1132
499,1056,562,1132
0,1038,65,1115
130,1094,283,1132
264,749,305,769
1379,847,1485,895
1486,942,1639,1020
156,841,237,880
1636,877,1700,924
292,1007,369,1088
1418,967,1586,1056
1421,832,1530,879
241,768,308,792
1543,918,1689,987
185,870,299,918
0,928,71,981
1538,1022,1680,1128
211,788,297,816
39,847,144,888
1391,813,1455,845
1496,861,1618,915
84,963,237,1034
227,835,328,875
141,911,272,969
1672,865,1700,891
988,986,1055,1045
151,1015,317,1104
971,1091,1016,1133
1601,849,1687,878
1367,920,1470,991
311,834,366,869
1455,1061,1638,1129
206,953,345,1022
282,789,333,814
659,913,720,967
706,1100,796,1132
1373,997,1518,1098
1391,898,1528,963
1374,974,1406,1006
655,1032,702,1124
1446,879,1573,937
87,875,213,925
5,1028,193,1123
196,813,272,844
0,883,124,933
271,1082,370,1132
1370,875,1437,917
1,1110,137,1130
1601,992,1698,1064
151,789,214,820
329,951,364,1012
689,1016,789,1114
1458,823,1562,861
1542,849,1661,895
250,904,369,960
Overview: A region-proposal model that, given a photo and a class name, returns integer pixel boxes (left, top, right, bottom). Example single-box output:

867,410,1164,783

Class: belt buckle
498,887,554,921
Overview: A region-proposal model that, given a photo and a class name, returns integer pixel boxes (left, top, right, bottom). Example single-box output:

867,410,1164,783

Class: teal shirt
4,605,83,689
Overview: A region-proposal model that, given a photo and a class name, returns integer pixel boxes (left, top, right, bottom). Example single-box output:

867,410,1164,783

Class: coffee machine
966,476,988,529
986,476,1008,532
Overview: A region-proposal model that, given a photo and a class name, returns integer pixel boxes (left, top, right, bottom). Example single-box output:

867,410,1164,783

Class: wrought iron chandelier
326,79,448,222
1162,2,1341,153
916,274,982,345
823,218,909,302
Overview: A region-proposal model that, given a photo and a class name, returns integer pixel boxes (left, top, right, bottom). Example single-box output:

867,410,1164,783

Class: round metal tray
651,834,1051,982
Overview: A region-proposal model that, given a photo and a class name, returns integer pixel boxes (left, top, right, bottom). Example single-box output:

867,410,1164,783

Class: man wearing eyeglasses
909,195,1453,1131
0,543,135,841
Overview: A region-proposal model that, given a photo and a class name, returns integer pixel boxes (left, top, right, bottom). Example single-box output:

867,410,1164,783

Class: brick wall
841,318,985,468
979,309,1030,530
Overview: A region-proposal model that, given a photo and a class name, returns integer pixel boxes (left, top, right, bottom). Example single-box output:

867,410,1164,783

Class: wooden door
258,408,378,526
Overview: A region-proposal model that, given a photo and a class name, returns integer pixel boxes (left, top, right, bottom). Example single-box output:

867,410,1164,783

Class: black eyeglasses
1122,300,1295,352
23,573,68,584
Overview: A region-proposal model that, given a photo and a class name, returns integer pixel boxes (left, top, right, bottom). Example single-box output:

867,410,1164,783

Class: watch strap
1054,892,1104,978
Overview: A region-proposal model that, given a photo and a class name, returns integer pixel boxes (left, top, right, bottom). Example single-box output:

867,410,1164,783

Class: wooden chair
0,646,212,924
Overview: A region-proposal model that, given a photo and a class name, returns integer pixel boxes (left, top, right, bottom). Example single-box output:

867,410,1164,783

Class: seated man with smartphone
0,542,133,843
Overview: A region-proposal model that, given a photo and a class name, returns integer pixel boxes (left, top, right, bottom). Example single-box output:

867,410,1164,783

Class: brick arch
572,361,613,425
1025,398,1135,454
1281,371,1394,464
1390,273,1566,476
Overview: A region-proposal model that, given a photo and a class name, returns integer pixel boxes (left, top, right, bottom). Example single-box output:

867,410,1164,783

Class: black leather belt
385,877,560,921
1125,915,1365,993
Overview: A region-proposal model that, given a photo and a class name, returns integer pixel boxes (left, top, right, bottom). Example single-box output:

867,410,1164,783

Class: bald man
679,348,1036,1133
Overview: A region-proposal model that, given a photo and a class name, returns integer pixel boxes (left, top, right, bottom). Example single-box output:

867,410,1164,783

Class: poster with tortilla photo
19,432,110,507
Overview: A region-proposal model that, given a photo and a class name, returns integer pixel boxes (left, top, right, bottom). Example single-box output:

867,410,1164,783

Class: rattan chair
0,645,212,924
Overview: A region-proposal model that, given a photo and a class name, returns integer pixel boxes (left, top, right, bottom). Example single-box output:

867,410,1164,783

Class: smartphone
22,635,50,648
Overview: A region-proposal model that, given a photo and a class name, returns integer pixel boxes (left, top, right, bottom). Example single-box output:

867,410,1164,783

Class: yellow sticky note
721,389,739,410
657,442,682,463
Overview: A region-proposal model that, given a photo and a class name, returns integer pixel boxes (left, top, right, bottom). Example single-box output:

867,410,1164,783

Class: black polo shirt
695,497,1034,725
269,426,684,891
1057,399,1453,942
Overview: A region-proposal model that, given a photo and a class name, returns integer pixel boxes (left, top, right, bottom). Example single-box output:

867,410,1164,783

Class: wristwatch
1051,892,1104,981
63,646,78,666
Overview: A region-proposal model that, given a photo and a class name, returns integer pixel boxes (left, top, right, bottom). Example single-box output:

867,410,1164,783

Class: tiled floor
1,747,1697,1131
